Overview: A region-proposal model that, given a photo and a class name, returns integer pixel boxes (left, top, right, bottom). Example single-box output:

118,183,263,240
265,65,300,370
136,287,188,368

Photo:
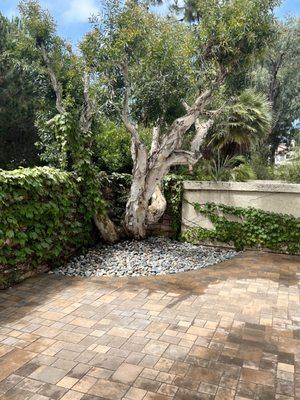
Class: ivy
0,167,96,280
182,202,300,255
163,175,184,239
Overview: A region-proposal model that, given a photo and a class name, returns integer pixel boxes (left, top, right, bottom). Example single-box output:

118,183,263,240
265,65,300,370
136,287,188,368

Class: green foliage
192,153,257,182
17,2,105,220
99,172,132,224
0,13,45,169
229,162,257,182
18,0,56,45
209,89,272,151
178,0,279,86
0,167,95,269
163,175,184,238
274,151,300,183
183,202,300,254
96,122,132,173
85,1,197,125
250,18,300,159
95,121,152,173
249,144,274,180
226,90,271,147
130,16,196,124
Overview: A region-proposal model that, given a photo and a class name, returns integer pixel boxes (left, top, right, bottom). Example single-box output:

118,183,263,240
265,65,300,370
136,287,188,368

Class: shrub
99,172,132,225
190,154,257,182
0,167,95,286
274,152,300,183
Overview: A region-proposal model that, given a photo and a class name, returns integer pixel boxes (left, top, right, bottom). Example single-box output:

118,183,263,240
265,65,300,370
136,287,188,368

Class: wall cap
183,180,300,194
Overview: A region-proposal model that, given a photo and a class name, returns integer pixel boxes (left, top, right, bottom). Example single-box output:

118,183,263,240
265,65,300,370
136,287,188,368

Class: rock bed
51,237,239,277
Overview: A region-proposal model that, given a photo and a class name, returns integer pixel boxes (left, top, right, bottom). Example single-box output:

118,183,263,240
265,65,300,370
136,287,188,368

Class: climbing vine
182,202,300,255
163,175,184,239
38,98,105,220
0,167,96,284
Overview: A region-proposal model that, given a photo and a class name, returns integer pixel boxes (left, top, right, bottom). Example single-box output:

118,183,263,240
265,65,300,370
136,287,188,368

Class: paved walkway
0,251,299,400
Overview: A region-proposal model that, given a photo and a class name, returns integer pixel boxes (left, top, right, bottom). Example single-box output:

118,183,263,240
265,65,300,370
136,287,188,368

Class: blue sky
1,0,299,46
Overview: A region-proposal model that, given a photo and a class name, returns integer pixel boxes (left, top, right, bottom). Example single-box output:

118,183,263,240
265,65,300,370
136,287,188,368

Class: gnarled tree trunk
120,58,226,239
122,89,218,239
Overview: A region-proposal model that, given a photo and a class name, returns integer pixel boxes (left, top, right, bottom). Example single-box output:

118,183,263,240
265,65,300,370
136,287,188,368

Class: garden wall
182,180,300,254
182,181,300,229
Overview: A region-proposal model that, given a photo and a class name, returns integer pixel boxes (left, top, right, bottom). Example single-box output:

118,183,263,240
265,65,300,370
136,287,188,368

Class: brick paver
0,251,299,399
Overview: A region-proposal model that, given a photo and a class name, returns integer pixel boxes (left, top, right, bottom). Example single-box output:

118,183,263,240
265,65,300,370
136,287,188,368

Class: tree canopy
250,18,300,159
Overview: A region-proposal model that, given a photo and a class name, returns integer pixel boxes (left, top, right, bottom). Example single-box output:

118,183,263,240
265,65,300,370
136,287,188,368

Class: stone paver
0,251,299,399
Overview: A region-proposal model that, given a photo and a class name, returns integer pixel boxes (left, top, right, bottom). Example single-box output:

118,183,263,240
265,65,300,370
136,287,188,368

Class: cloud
63,0,99,24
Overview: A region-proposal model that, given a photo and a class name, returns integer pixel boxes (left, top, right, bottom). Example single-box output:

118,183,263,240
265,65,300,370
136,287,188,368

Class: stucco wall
182,180,300,231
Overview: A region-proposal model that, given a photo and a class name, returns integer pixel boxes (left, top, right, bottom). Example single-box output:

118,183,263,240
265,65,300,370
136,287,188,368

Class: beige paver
0,251,299,399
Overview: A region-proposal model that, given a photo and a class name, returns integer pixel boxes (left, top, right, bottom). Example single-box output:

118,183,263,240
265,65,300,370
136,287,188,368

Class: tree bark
147,183,167,225
124,138,149,238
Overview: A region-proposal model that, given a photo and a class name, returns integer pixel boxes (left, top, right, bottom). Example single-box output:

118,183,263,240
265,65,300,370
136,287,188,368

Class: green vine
182,202,300,255
163,175,184,239
39,98,105,219
0,167,96,283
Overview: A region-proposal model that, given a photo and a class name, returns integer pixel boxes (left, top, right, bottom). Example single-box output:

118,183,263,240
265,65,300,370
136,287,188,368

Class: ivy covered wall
183,202,300,255
0,167,95,288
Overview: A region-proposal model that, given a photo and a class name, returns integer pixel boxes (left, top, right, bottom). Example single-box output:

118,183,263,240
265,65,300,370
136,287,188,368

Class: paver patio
0,251,299,400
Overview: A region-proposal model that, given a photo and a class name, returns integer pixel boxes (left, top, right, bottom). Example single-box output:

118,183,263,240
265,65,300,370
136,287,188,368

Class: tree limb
93,214,120,244
166,149,198,168
79,69,96,135
191,118,214,153
158,89,213,160
181,100,191,112
40,43,65,114
121,60,140,143
150,124,160,156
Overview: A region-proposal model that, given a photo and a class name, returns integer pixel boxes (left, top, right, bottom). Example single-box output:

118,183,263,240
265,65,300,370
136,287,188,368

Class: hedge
0,167,95,287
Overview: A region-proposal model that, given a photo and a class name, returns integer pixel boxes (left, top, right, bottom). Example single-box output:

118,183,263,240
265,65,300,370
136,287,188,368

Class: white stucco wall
182,180,300,231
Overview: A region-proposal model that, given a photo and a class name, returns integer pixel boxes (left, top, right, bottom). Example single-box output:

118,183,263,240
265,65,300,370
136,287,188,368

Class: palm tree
209,89,272,152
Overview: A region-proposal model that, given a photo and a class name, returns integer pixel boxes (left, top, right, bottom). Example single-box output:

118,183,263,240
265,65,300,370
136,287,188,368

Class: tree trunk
125,173,166,239
125,194,148,239
123,118,216,238
122,78,217,239
147,184,167,225
124,133,150,238
94,214,120,244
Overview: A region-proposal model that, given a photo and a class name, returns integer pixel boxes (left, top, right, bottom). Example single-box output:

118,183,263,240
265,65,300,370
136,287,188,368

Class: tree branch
156,89,213,161
121,61,140,142
40,43,65,114
181,100,191,112
150,124,160,156
191,118,214,153
79,69,96,135
166,149,198,168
